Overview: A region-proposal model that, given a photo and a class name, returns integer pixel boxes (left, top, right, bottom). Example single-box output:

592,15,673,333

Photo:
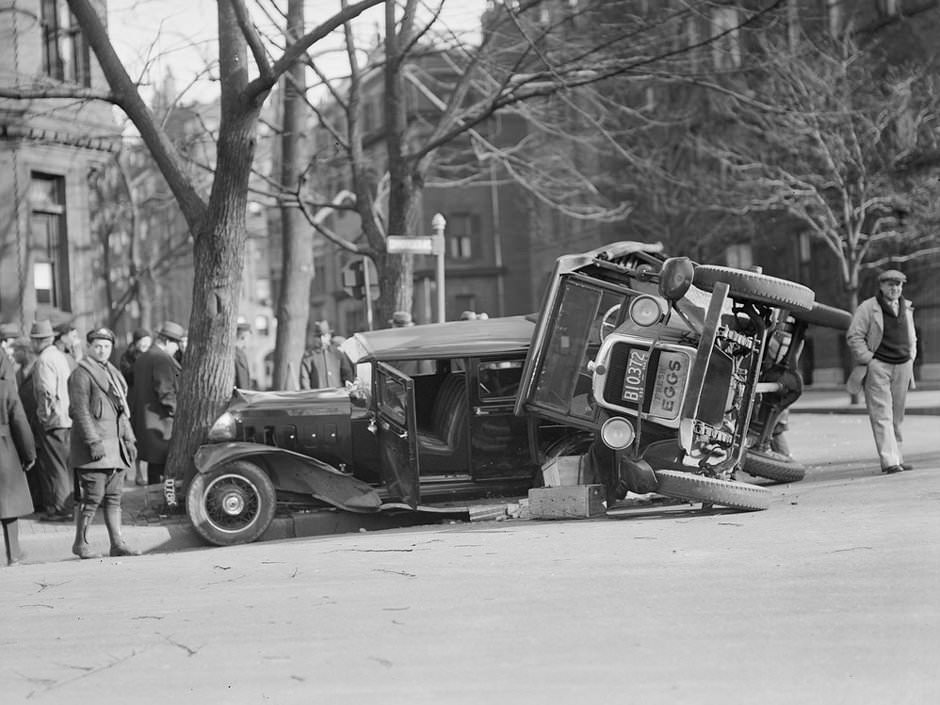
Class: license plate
621,349,687,420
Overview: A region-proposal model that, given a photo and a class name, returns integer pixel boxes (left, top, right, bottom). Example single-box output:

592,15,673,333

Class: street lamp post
431,213,446,323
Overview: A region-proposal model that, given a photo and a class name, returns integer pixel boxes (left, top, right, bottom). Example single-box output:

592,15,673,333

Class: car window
479,360,523,400
377,371,408,425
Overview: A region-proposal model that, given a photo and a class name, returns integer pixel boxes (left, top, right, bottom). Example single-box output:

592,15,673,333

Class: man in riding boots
68,327,140,559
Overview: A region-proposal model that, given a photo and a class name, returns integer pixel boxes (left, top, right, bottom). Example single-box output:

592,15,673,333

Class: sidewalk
14,386,938,565
790,385,940,415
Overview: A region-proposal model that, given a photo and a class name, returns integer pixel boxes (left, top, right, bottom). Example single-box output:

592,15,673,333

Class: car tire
792,302,853,330
654,470,771,510
187,460,277,546
692,265,815,313
742,448,807,483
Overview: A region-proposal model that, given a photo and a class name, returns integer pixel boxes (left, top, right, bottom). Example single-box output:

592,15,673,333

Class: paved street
1,411,939,704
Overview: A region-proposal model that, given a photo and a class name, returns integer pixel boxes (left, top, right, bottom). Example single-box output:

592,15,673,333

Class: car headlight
628,295,667,327
207,412,237,441
600,416,635,450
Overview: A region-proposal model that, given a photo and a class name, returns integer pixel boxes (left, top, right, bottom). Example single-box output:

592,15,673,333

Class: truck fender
194,442,381,513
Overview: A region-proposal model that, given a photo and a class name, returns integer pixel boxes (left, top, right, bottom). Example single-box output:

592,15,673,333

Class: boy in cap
68,327,139,558
846,269,918,474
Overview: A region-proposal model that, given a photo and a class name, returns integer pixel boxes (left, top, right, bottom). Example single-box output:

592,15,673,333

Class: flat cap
86,327,116,344
878,269,906,283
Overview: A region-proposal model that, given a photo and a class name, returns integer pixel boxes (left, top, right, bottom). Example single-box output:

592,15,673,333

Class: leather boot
72,512,102,559
3,519,26,566
104,506,140,557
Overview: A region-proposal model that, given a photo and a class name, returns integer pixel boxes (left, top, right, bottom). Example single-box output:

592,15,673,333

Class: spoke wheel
655,470,770,511
743,448,807,483
187,460,276,546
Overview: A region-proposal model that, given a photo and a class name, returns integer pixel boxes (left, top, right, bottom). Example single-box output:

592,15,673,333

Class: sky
106,0,489,104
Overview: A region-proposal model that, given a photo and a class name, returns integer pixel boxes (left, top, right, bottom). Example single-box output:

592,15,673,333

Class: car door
374,361,420,507
469,357,534,480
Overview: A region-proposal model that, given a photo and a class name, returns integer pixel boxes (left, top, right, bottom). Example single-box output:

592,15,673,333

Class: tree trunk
272,0,311,390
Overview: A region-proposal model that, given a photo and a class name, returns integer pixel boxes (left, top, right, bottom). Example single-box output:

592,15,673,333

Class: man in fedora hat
846,269,918,475
299,320,353,390
131,321,184,485
234,321,252,390
29,320,74,521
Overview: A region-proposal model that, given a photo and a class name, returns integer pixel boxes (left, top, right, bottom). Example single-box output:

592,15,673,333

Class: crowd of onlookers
0,318,188,564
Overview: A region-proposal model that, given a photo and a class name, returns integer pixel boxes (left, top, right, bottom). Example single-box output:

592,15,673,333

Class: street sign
387,235,439,255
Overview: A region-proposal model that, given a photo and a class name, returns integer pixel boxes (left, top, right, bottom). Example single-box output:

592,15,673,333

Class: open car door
375,362,420,507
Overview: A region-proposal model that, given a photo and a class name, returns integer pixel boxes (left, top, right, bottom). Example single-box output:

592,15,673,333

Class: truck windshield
531,278,630,426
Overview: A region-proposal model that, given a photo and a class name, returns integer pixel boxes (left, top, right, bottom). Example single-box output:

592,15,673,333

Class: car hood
226,387,351,412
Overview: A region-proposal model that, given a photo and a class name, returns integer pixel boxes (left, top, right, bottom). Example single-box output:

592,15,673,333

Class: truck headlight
600,416,635,450
207,412,237,441
628,295,667,327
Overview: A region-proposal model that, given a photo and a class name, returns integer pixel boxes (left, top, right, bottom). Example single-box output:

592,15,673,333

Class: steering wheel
600,304,622,340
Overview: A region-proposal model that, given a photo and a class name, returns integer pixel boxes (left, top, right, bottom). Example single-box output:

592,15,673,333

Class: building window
29,173,70,310
447,213,479,260
40,0,91,86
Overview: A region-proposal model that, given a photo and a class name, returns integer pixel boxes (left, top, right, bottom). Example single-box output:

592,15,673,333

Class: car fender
194,442,382,513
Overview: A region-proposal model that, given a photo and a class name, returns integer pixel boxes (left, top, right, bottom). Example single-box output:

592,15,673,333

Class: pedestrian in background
118,328,151,487
299,321,353,390
131,322,183,486
30,320,74,521
1,346,36,566
1,323,20,376
68,327,139,559
846,269,917,474
234,321,252,390
53,321,82,370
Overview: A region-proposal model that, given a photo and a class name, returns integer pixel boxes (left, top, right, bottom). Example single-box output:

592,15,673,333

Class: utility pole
431,213,446,323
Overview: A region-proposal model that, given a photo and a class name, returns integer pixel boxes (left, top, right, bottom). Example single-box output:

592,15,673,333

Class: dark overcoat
1,354,36,518
68,359,136,471
131,345,180,464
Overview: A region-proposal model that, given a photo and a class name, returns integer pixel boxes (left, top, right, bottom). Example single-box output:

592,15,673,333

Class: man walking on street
68,327,140,559
131,322,183,486
846,269,918,475
30,320,73,521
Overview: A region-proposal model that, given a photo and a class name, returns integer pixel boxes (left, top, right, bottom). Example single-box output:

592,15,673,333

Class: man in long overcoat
1,348,36,565
131,322,184,485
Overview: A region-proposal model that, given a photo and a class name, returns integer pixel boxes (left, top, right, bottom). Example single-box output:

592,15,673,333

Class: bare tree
688,31,940,309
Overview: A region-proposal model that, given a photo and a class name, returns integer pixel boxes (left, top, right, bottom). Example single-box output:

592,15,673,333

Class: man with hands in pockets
68,327,140,559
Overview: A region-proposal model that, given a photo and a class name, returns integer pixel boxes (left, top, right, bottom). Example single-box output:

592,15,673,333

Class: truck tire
742,448,807,483
655,470,771,510
187,460,277,546
693,265,814,313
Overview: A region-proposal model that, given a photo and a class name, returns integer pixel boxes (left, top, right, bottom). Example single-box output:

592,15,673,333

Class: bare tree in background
688,31,940,309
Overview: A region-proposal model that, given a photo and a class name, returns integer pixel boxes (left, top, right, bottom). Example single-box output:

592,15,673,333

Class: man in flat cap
846,269,918,474
131,322,183,485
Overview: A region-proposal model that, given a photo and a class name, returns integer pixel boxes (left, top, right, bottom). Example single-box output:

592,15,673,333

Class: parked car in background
515,241,849,509
185,316,583,545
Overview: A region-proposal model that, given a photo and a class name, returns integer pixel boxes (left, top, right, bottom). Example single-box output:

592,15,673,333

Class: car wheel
692,265,814,313
742,448,807,483
792,302,853,331
655,470,771,510
187,460,277,546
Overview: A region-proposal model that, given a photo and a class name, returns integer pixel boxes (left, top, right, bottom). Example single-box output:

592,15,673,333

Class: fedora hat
313,320,333,336
158,321,186,342
29,320,54,339
389,311,414,327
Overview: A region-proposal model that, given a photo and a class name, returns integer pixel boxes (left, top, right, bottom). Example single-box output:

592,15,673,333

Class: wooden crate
528,485,606,519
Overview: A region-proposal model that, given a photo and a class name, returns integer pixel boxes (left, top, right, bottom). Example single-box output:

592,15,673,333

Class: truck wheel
655,470,771,510
187,460,277,546
743,448,807,483
792,302,852,331
693,265,814,313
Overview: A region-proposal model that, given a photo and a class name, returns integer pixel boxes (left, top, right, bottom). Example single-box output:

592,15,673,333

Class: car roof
344,315,535,363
